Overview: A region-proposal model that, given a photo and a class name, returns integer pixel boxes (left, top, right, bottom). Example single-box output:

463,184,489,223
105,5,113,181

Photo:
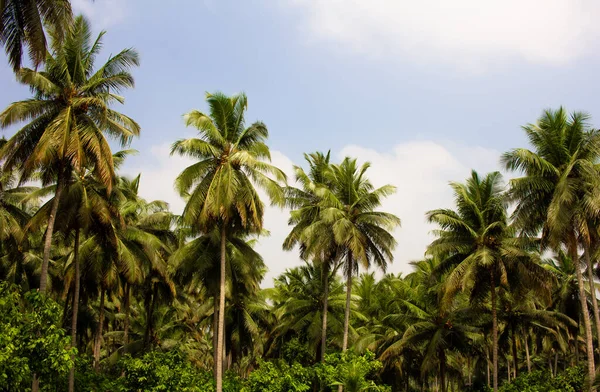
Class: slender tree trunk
144,284,158,350
68,228,81,392
490,270,499,392
549,357,554,377
94,288,106,371
40,171,65,294
215,225,227,392
512,325,519,378
487,346,490,387
525,333,531,373
584,243,600,343
440,349,447,392
213,299,219,375
571,236,596,390
123,283,130,350
320,261,329,362
554,351,559,377
507,357,511,383
342,255,353,351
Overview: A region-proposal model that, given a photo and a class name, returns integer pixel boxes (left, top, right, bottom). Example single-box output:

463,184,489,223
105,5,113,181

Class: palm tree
502,108,600,388
171,92,285,392
284,150,343,362
316,157,400,353
0,15,140,294
426,170,550,392
268,264,347,360
0,0,72,70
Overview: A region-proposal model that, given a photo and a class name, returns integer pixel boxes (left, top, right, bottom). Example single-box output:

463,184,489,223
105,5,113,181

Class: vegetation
1,4,599,392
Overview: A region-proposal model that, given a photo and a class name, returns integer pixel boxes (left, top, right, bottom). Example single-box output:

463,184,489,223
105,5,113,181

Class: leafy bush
499,367,584,392
314,351,390,392
0,282,74,391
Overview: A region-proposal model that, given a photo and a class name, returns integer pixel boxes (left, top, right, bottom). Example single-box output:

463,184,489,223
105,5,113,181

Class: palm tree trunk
512,325,519,378
342,255,353,351
215,225,227,392
571,235,596,389
490,270,499,392
525,333,531,373
584,242,600,343
320,261,329,362
144,284,158,350
213,299,219,375
68,228,80,392
40,171,66,294
507,356,511,383
123,283,130,350
487,346,490,387
440,348,447,392
93,288,106,371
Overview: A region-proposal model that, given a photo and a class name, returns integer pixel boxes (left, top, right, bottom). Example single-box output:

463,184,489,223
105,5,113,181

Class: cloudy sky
2,0,600,285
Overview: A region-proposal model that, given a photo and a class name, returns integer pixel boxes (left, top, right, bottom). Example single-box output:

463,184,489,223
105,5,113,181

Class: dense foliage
0,4,599,392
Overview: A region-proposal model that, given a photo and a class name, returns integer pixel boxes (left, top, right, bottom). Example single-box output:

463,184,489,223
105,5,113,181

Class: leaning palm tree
314,157,400,355
426,170,550,392
0,0,72,70
0,15,140,294
502,108,600,389
171,91,285,392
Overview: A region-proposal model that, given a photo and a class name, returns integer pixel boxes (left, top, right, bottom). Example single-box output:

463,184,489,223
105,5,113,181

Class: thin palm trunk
123,283,130,350
215,225,227,392
320,261,329,362
440,348,447,392
213,299,219,375
40,172,66,294
584,242,600,343
68,228,80,392
490,270,498,392
571,236,596,390
487,346,490,387
342,255,353,351
93,288,106,371
512,325,519,378
525,333,531,373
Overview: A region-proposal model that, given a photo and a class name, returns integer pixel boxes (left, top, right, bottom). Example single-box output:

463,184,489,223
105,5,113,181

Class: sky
1,0,600,286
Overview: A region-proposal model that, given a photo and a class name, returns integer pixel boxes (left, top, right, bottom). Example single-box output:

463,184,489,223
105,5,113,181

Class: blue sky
2,0,600,283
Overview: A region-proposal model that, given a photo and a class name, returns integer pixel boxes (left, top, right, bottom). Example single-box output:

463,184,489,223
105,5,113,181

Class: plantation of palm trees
2,4,600,392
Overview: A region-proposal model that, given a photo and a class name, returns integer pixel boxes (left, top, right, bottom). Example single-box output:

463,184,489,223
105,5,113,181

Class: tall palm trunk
40,171,66,294
320,261,329,362
123,283,130,350
525,333,531,373
215,225,227,392
68,228,80,392
584,242,600,343
342,254,353,351
511,325,519,378
93,288,106,371
571,235,596,389
490,269,498,392
440,348,447,392
213,299,219,375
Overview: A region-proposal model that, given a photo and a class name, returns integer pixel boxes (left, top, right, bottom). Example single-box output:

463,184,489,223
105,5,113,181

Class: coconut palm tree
0,15,140,294
315,157,400,354
284,150,343,362
171,91,285,392
502,108,600,388
426,170,550,392
0,0,72,70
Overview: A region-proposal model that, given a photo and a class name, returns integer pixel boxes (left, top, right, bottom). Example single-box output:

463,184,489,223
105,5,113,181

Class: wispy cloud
287,0,600,70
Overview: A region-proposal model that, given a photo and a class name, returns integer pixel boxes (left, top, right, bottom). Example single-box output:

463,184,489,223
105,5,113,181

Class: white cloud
287,0,600,69
128,140,506,287
71,0,127,29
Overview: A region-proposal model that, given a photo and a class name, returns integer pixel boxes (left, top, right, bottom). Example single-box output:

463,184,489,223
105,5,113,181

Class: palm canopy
172,92,286,234
315,157,400,275
0,14,140,190
502,108,600,246
0,0,72,70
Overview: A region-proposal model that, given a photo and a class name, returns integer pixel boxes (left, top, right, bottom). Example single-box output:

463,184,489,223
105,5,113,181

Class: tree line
1,3,600,392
